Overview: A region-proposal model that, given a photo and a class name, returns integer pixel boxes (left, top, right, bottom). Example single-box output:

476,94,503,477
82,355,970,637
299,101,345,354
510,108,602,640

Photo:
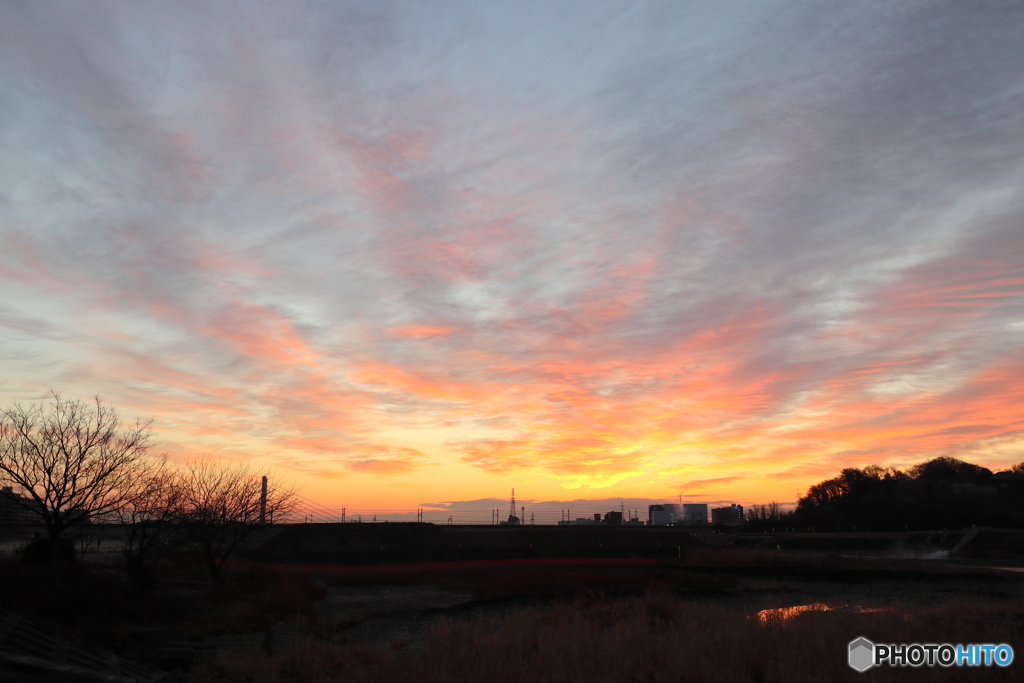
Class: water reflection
754,602,890,625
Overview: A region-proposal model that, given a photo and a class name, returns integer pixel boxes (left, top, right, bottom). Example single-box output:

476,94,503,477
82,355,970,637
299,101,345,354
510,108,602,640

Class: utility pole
259,476,267,524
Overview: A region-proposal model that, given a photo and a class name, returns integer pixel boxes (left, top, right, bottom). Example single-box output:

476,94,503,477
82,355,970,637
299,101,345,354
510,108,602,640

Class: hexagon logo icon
848,637,875,672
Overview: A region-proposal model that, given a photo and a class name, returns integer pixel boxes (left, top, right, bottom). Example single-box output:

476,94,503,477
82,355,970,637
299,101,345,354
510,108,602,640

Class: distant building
603,511,623,525
712,504,744,526
558,517,599,526
648,503,709,526
0,486,37,524
682,503,708,525
648,503,680,526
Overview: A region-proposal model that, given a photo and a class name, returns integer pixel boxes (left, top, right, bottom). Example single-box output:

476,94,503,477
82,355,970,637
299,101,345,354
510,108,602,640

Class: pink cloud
391,324,456,338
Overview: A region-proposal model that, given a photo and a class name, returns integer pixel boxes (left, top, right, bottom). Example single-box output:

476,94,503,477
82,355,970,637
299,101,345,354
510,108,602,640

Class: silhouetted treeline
777,457,1024,531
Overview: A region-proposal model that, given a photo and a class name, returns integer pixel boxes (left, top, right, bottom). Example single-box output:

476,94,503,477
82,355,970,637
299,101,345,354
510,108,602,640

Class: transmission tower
504,489,520,524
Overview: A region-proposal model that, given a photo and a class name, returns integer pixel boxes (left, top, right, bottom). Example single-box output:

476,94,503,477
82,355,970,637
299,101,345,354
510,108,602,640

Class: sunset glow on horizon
2,2,1022,520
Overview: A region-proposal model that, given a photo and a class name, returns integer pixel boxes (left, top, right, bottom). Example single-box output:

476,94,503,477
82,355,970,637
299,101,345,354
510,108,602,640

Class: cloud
1,1,1022,508
392,325,456,338
680,477,744,491
345,457,422,475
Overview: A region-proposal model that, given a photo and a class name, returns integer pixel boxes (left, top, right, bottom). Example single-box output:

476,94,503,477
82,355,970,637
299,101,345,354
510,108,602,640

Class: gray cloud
1,1,1022,495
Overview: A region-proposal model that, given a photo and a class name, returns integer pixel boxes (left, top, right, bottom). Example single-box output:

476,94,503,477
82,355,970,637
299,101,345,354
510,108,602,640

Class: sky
1,1,1023,523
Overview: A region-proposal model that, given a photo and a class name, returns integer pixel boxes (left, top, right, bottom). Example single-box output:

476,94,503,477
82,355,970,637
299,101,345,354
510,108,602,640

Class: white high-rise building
648,503,680,525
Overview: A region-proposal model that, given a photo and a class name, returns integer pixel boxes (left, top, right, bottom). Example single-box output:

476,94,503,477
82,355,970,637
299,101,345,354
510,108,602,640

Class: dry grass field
189,589,1023,683
2,538,1022,682
188,549,1022,683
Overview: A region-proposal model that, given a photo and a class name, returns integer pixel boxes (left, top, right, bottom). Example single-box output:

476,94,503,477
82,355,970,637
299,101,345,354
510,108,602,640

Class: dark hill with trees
790,457,1024,531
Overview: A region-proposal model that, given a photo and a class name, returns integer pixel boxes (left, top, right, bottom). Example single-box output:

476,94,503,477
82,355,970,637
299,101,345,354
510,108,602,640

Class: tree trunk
47,526,73,567
206,553,225,594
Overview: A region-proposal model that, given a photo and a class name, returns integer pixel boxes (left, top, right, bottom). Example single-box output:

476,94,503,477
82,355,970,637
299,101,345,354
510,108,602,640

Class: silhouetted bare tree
178,459,296,592
747,502,783,523
0,394,152,562
110,456,185,589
